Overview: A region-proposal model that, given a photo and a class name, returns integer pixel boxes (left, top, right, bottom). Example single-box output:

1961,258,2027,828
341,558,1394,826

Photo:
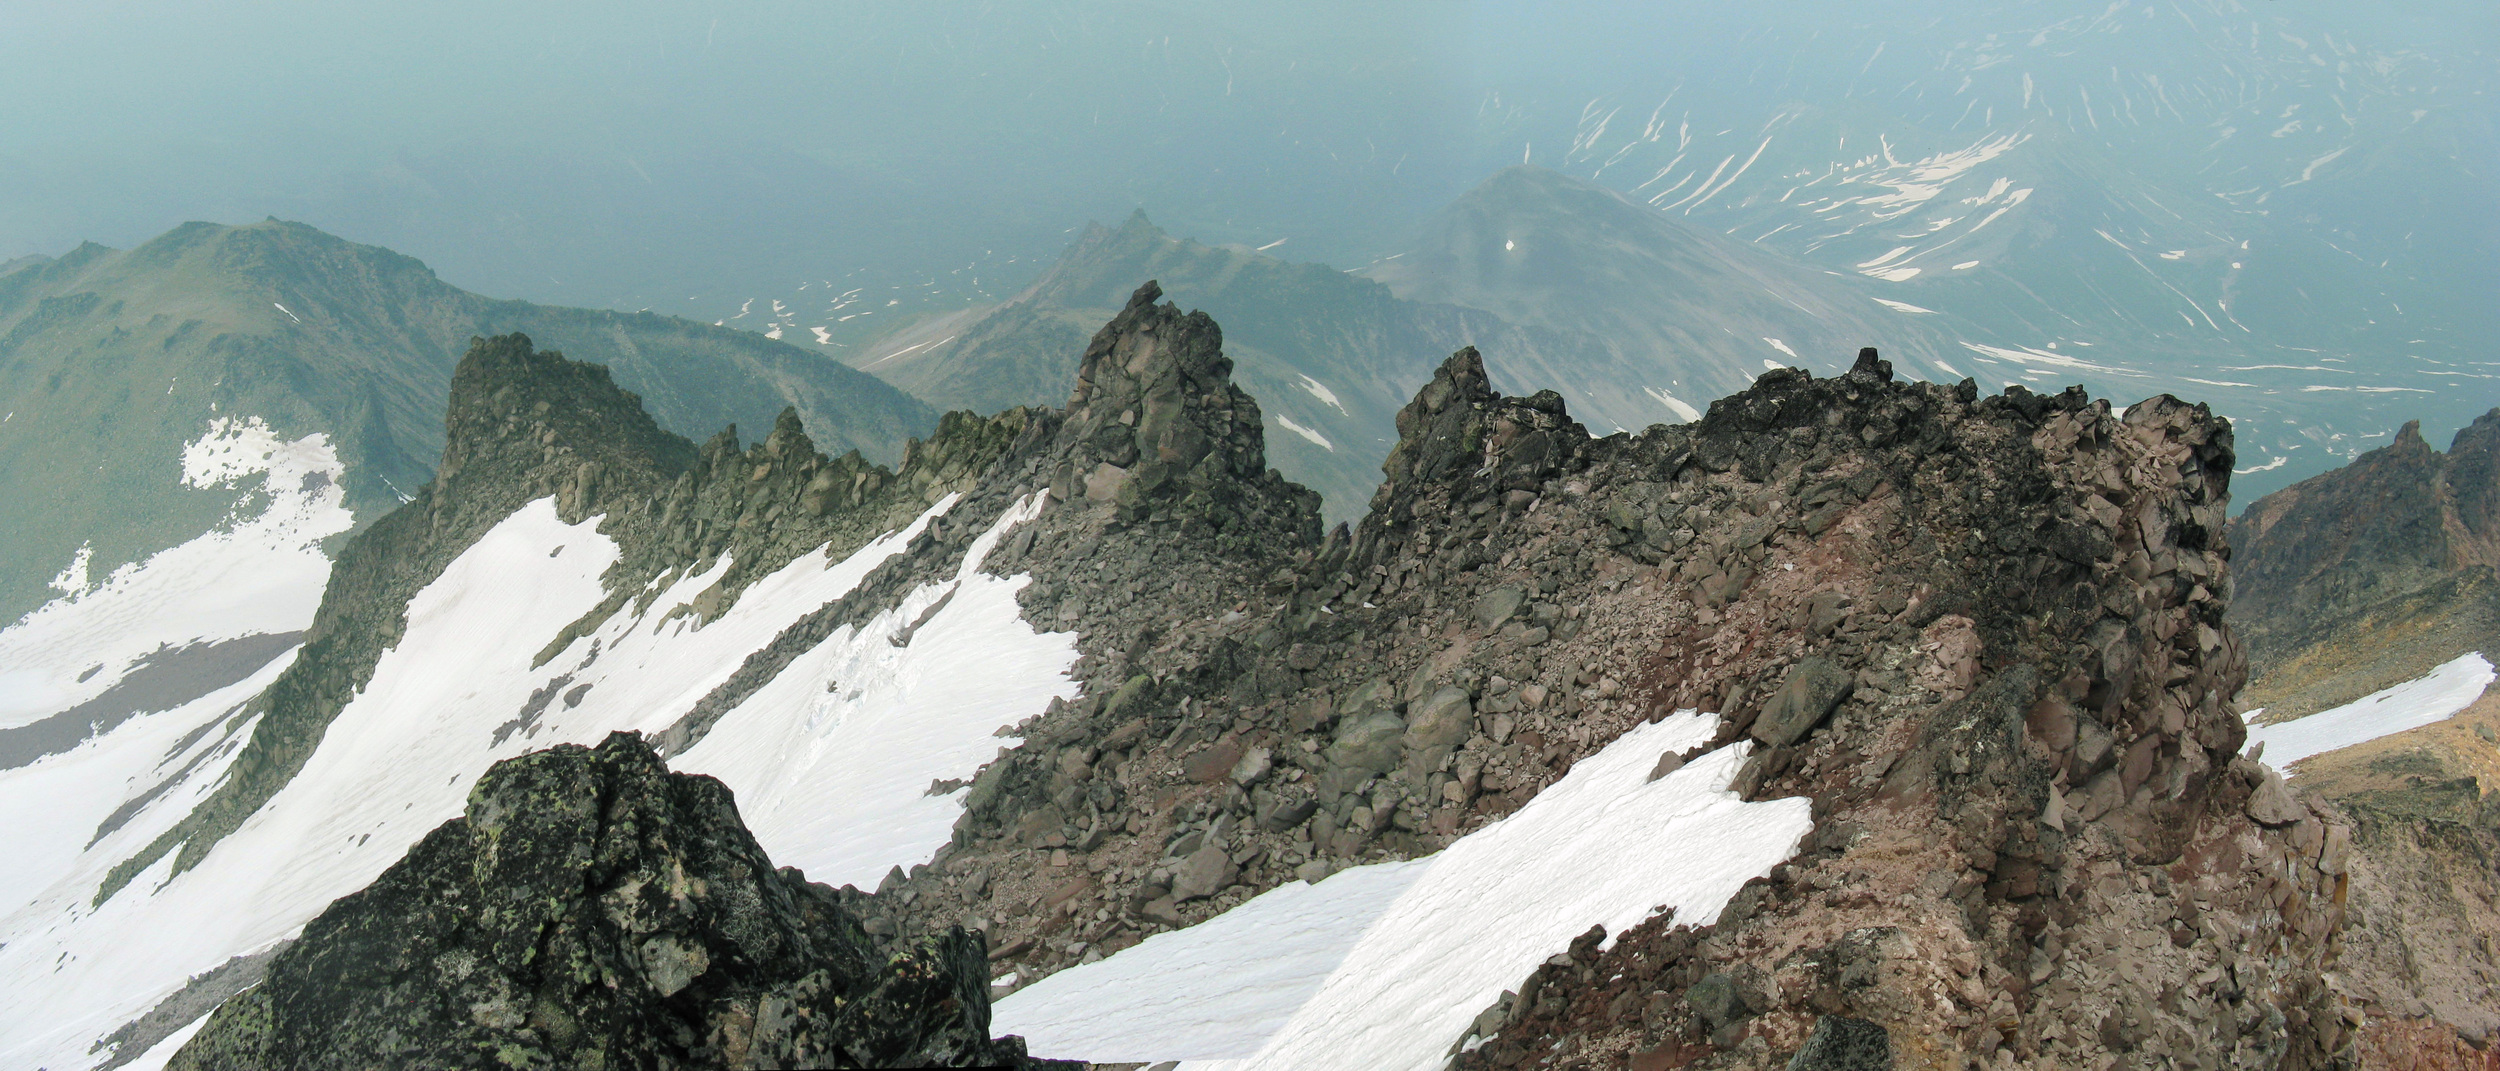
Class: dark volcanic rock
1750,657,1852,749
1043,279,1321,537
1784,1015,1890,1070
170,732,1061,1070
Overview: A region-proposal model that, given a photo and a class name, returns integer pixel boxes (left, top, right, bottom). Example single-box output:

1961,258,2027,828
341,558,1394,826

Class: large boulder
1751,658,1853,748
171,732,1064,1070
1785,1015,1891,1070
1403,686,1476,752
1326,712,1409,776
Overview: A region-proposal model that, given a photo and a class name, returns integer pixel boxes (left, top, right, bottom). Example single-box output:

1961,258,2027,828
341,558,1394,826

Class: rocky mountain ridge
2231,410,2500,713
880,315,2354,1066
848,186,1969,529
95,331,1014,905
123,282,2380,1067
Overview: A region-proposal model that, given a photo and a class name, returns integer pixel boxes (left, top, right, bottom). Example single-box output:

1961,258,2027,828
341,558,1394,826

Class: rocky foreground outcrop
172,732,1065,1069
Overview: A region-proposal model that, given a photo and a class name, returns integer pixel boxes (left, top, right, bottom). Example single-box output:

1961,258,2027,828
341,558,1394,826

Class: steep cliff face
2231,410,2500,700
1042,280,1319,546
171,732,1064,1069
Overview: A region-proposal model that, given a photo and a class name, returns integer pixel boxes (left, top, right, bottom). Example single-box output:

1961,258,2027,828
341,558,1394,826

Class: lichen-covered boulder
172,732,1067,1070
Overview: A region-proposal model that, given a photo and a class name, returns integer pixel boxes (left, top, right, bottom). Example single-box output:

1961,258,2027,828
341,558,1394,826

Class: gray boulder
1752,657,1853,748
1474,586,1528,630
1327,712,1408,775
1403,686,1476,752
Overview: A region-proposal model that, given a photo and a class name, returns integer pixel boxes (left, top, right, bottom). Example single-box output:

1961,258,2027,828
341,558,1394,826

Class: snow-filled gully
996,714,1815,1070
0,492,1080,1071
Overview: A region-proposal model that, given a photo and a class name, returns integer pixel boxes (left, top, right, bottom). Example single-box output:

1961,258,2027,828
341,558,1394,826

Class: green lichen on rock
170,732,1064,1070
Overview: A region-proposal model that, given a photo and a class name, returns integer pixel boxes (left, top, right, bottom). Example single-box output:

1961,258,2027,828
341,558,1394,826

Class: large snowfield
995,714,1815,1070
0,417,347,731
0,468,1080,1069
2244,652,2496,771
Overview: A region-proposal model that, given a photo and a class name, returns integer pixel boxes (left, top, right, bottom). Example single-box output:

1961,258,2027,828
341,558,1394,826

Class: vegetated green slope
0,220,936,622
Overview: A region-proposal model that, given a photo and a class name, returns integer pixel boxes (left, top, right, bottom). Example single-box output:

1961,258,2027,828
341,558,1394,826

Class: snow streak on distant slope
0,491,1074,1070
1273,415,1336,452
2244,653,2495,771
1642,387,1702,424
996,713,1814,1069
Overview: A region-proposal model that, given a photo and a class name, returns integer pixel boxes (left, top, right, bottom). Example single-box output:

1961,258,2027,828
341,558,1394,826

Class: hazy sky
3,1,2489,318
2,2,1489,301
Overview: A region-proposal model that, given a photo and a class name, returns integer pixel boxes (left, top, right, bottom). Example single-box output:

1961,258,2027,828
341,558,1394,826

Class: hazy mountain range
0,220,932,622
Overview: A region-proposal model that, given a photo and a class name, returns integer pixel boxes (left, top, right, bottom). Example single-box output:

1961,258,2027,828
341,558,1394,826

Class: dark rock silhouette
172,731,1063,1069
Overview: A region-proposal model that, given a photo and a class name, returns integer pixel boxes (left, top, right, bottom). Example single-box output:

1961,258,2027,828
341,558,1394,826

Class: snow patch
1761,338,1797,359
1642,387,1702,424
998,860,1430,1060
1274,416,1335,452
2245,654,2494,771
0,500,609,1071
1873,298,1937,315
0,489,1071,1068
674,493,1080,888
47,544,94,598
1294,374,1348,415
1,419,350,729
997,714,1812,1068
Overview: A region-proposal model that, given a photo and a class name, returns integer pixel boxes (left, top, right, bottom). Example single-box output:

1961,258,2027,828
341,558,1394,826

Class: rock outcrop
147,291,2404,1067
870,337,2355,1066
171,732,1064,1069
